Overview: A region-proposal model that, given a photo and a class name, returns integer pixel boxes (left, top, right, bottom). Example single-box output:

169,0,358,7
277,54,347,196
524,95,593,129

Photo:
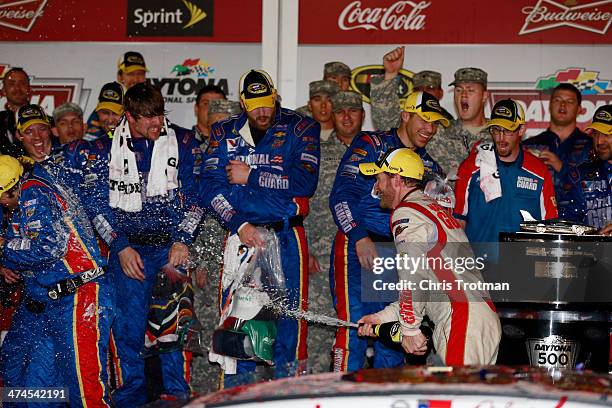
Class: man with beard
201,69,320,386
0,67,31,158
454,99,557,259
356,147,501,365
329,91,447,372
523,83,592,219
562,105,611,232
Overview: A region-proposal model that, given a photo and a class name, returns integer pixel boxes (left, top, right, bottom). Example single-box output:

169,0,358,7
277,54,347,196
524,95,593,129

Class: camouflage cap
331,90,363,111
449,67,488,87
324,61,351,78
309,80,340,99
412,70,442,89
208,99,242,116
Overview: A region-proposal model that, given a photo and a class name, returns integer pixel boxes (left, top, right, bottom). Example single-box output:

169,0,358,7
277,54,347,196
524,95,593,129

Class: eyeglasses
488,126,515,137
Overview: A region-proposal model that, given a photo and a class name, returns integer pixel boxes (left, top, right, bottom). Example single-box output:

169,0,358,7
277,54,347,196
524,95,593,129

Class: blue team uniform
562,160,612,228
201,106,320,386
328,129,442,372
0,162,113,407
523,128,592,219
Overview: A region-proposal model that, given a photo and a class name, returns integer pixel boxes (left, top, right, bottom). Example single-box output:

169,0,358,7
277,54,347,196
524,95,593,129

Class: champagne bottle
372,321,403,350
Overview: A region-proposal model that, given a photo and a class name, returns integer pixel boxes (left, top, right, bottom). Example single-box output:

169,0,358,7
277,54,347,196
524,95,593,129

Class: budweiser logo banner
520,0,612,35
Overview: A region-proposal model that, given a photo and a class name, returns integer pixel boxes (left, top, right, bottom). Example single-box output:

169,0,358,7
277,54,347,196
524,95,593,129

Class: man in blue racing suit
201,69,320,387
104,83,202,406
1,104,114,407
561,104,612,231
329,91,447,371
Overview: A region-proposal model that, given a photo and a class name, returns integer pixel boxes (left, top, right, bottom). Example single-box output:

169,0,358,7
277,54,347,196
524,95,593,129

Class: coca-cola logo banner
299,0,612,44
338,0,430,32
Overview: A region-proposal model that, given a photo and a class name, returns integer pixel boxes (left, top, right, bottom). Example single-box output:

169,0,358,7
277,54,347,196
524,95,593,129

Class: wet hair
196,85,226,105
2,67,29,85
551,83,582,105
124,83,165,118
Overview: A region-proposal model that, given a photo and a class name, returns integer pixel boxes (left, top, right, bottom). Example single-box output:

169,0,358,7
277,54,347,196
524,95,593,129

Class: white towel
108,118,179,212
475,142,502,203
109,118,141,212
147,119,179,197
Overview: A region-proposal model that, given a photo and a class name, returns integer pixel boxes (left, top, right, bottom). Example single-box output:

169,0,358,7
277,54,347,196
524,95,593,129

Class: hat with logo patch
412,70,442,90
0,155,24,194
585,104,611,135
309,80,340,99
486,99,525,131
331,91,363,112
324,62,351,78
117,51,148,74
16,104,51,133
208,99,242,116
359,147,424,180
239,69,277,112
449,67,488,87
402,91,450,127
96,82,124,115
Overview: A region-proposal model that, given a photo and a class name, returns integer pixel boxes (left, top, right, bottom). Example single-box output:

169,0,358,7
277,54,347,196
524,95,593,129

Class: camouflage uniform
427,120,490,178
304,89,357,374
190,135,229,394
208,99,241,117
370,70,451,132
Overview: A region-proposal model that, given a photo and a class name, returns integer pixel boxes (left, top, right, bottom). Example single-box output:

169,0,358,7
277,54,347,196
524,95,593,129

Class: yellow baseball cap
359,148,424,180
0,155,24,193
402,91,449,127
239,69,277,112
16,104,51,133
585,105,611,135
486,99,525,131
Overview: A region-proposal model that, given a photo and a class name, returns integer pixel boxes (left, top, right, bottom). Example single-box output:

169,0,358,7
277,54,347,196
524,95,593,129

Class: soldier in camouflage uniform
427,67,491,179
190,98,239,394
296,62,352,117
304,80,339,142
305,90,363,373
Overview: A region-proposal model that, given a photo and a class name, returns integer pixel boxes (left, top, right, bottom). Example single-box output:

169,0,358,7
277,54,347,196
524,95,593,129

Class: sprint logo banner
127,0,213,37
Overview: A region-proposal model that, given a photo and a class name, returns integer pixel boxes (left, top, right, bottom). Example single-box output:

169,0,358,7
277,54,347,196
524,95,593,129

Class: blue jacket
561,159,612,228
329,129,443,242
523,128,592,216
60,123,203,251
201,106,321,233
2,163,106,301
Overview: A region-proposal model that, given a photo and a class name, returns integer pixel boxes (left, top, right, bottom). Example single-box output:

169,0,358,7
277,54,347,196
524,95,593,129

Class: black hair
124,83,165,118
2,67,29,84
551,83,582,105
196,85,226,105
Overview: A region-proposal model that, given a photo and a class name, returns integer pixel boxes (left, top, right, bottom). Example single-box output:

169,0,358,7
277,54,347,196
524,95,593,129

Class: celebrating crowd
0,48,610,407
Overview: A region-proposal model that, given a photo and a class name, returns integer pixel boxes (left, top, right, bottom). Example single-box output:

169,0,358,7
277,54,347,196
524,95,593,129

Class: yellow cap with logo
359,148,424,180
239,69,277,112
402,91,449,127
